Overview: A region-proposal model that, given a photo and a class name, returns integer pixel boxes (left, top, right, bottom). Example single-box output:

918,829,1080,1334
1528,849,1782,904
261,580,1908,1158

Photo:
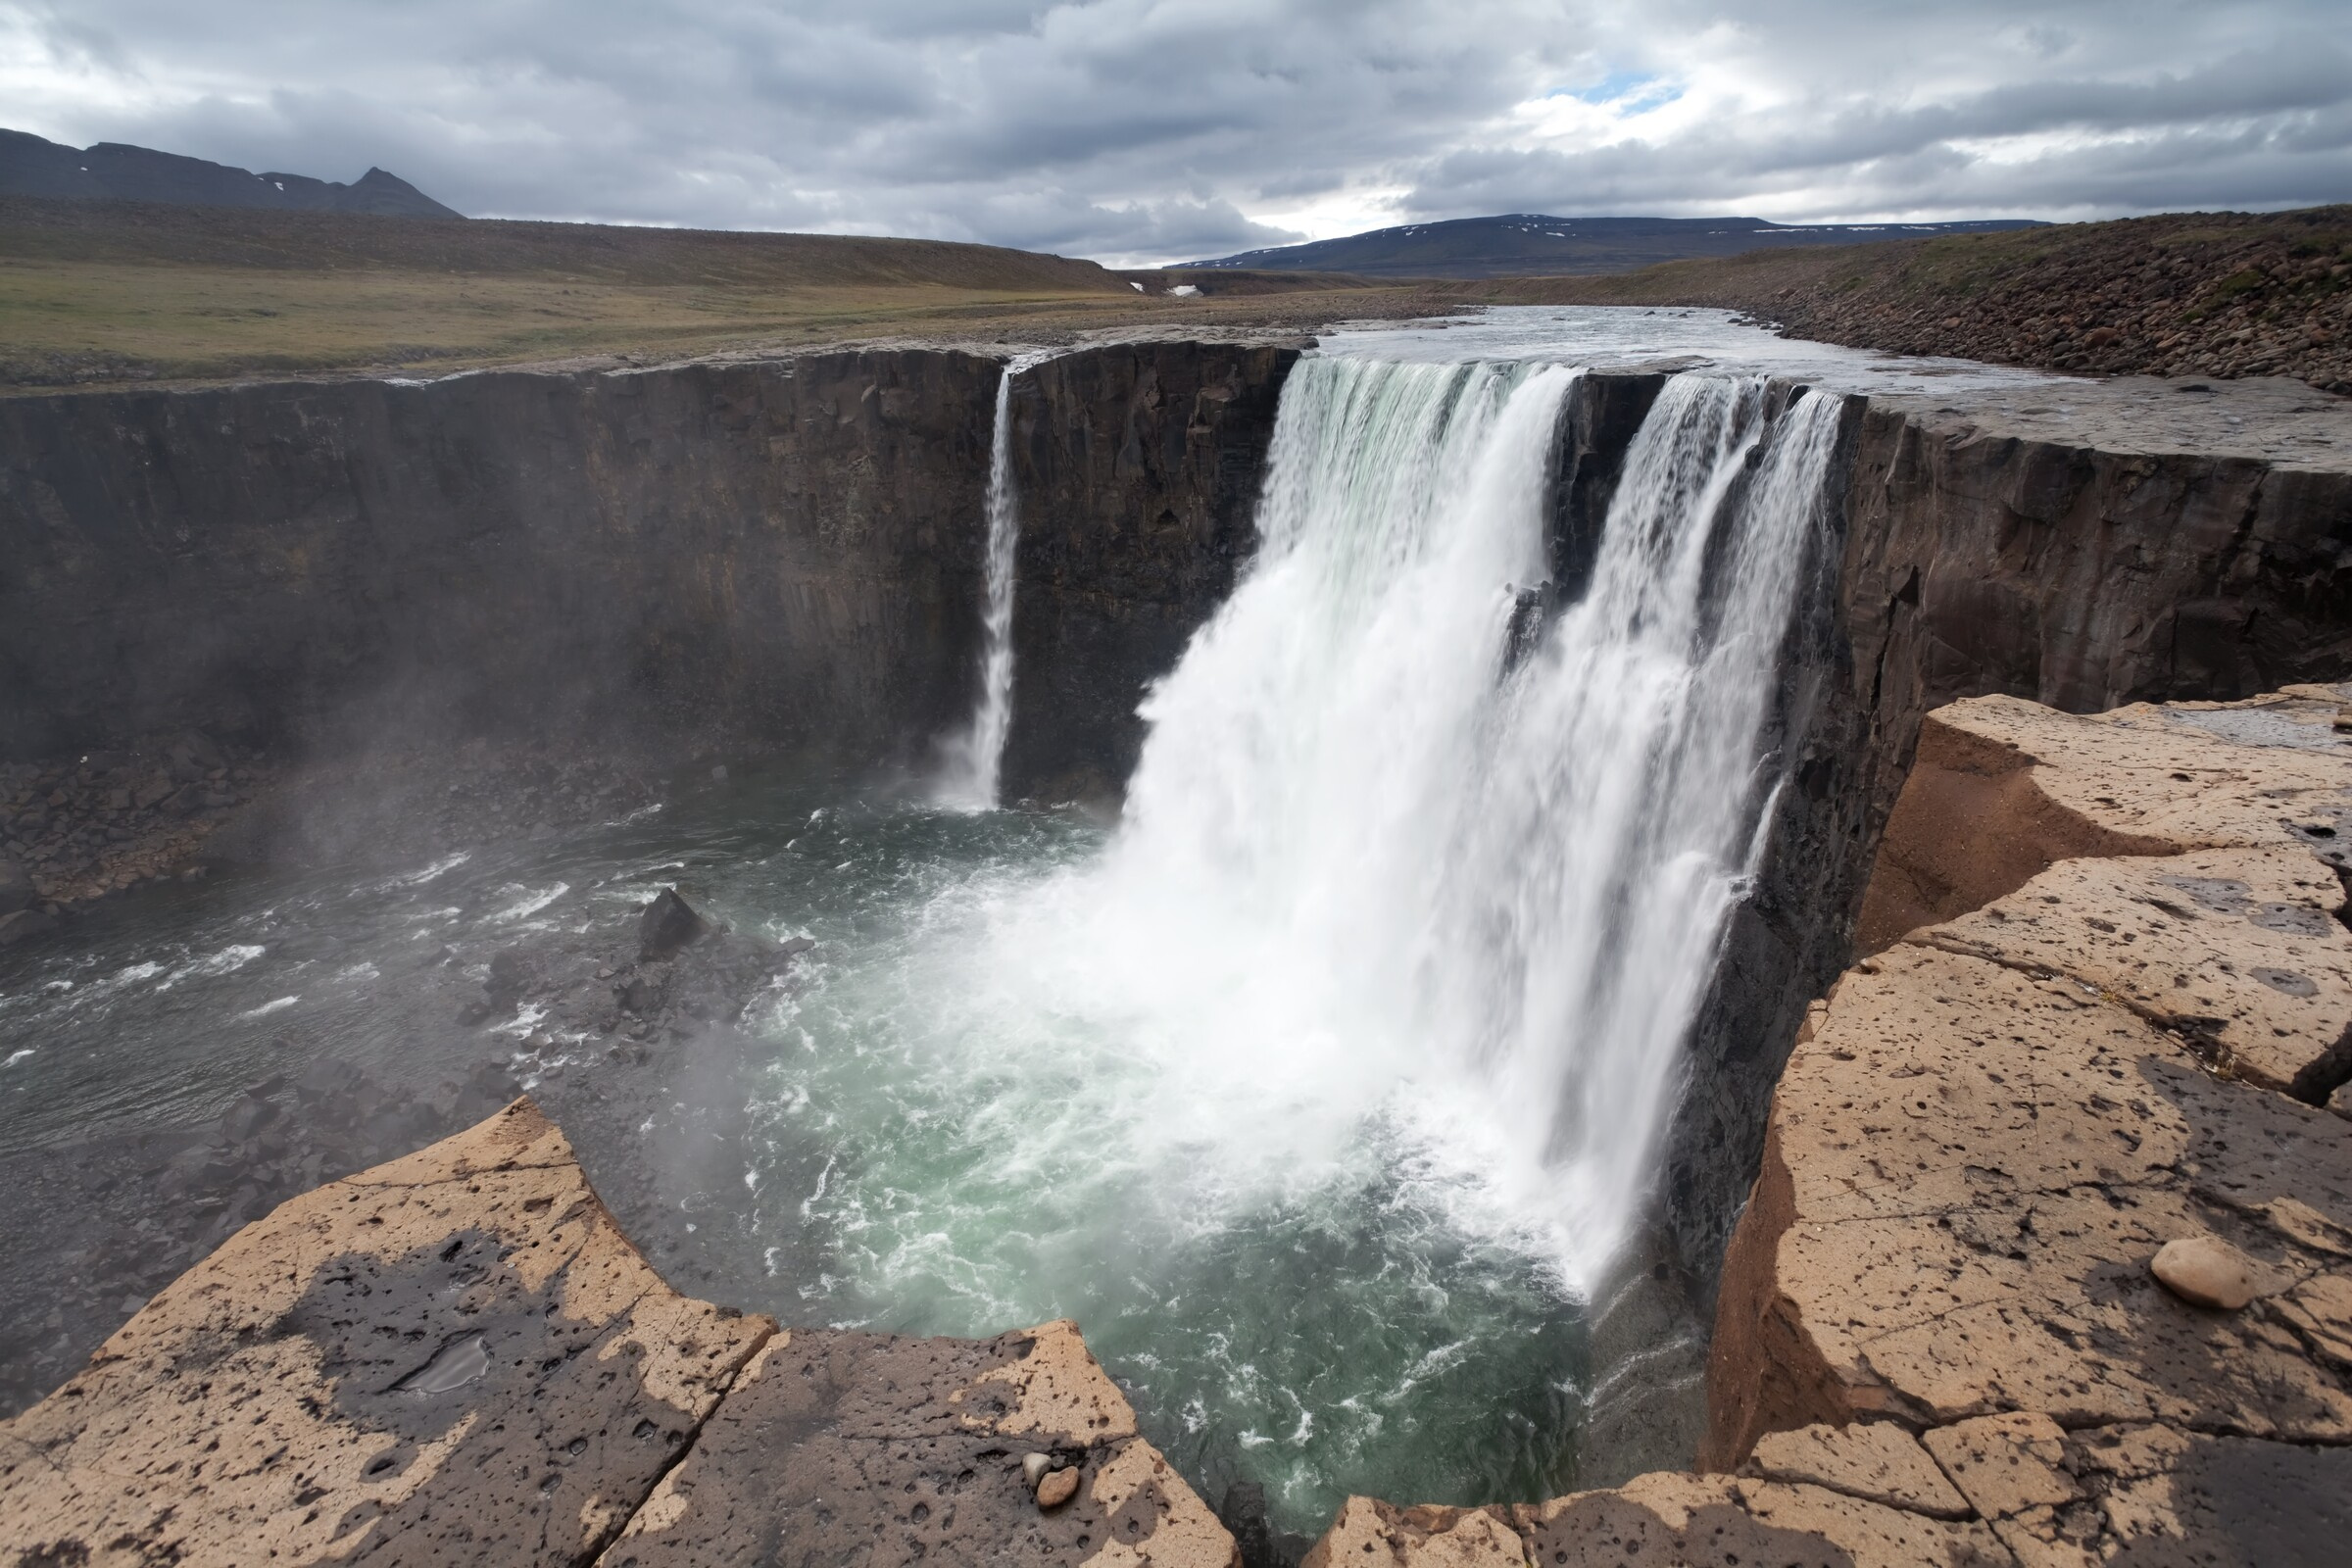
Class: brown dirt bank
1459,205,2352,395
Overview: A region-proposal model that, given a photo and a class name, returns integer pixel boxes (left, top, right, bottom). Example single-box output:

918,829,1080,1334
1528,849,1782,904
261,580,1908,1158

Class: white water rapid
936,356,1046,809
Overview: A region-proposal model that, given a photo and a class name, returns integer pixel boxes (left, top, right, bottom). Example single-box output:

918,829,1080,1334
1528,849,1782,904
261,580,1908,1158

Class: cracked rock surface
0,1102,1238,1568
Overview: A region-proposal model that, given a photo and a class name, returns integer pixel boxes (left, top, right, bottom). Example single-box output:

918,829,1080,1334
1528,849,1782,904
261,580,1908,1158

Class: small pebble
1021,1452,1051,1489
2151,1234,2261,1310
1036,1466,1080,1509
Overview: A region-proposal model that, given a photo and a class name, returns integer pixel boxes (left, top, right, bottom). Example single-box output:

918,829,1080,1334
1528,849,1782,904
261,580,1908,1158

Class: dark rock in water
0,907,54,947
616,971,667,1017
486,946,534,1000
639,887,708,962
0,857,32,913
218,1087,281,1143
1221,1482,1277,1568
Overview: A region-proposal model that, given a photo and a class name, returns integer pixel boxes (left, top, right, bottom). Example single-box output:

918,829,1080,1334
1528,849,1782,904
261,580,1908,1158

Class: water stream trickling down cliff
935,352,1054,810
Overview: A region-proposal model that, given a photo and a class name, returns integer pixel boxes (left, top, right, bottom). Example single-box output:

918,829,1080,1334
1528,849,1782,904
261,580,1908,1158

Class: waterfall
935,356,1042,809
1089,357,1843,1288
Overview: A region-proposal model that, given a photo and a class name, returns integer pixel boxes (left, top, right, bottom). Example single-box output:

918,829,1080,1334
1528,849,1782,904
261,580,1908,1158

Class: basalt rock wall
1000,340,1301,802
0,353,1005,762
0,344,1303,776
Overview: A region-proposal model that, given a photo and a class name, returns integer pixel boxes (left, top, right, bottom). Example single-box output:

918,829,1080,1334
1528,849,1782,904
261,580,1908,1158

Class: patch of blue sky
1550,72,1684,112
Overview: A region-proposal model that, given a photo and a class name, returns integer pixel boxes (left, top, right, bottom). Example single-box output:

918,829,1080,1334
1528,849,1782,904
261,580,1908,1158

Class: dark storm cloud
4,1,2348,264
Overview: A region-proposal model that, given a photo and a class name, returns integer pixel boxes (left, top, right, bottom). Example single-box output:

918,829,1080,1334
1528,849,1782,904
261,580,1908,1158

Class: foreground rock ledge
1304,686,2352,1568
0,1100,1237,1568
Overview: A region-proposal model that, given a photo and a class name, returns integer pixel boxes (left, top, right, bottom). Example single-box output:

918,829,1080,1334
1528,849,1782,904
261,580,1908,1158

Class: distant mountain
0,129,463,220
1187,213,2044,279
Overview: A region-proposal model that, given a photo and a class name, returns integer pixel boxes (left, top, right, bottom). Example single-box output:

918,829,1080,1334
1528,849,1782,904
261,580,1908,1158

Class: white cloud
3,0,2347,265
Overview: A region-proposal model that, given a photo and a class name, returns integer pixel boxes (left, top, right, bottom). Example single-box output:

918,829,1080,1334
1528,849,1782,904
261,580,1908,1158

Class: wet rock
637,887,708,962
615,971,666,1017
0,907,54,946
2152,1234,2267,1310
0,856,31,913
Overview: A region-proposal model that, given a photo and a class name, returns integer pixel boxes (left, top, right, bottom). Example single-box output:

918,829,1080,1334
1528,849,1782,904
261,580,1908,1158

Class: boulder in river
637,886,708,962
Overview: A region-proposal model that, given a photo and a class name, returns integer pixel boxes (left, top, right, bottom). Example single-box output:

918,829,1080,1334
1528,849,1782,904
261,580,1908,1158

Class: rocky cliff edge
0,1099,1238,1568
1301,683,2352,1567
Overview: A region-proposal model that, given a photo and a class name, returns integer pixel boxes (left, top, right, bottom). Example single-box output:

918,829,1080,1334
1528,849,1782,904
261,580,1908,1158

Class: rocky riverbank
0,732,682,949
0,882,802,1419
1296,682,2352,1567
0,732,271,942
1498,205,2352,394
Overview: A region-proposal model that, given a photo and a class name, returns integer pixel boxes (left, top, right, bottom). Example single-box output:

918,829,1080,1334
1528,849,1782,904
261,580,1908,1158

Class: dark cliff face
0,347,1307,775
999,339,1301,803
0,353,1011,764
1,345,1302,779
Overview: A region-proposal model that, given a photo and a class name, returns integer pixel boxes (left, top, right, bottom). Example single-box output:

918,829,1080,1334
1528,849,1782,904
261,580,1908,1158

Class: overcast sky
5,1,2348,266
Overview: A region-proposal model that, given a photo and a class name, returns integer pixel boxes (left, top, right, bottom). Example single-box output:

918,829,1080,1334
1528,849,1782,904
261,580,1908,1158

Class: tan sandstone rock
1707,943,2352,1455
1918,845,2352,1093
1302,687,2352,1568
1858,690,2351,952
0,1102,1241,1568
2150,1233,2271,1310
1746,1419,1971,1517
1710,687,2352,1470
597,1318,1237,1567
0,1099,773,1568
1037,1463,1082,1508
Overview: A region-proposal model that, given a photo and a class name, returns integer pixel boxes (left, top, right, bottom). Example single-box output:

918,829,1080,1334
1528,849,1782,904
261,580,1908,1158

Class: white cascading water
758,353,1846,1521
1058,356,1845,1287
936,355,1048,809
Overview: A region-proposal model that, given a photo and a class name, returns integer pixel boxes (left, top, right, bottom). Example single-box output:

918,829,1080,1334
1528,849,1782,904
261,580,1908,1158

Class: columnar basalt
0,345,1300,771
997,338,1302,802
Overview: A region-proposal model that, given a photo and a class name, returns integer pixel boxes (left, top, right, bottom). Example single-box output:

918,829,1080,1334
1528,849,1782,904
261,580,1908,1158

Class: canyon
2,315,2349,1562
